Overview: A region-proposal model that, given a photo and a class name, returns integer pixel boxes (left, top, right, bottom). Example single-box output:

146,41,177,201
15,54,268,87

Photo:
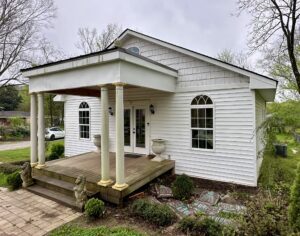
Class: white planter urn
151,139,166,162
93,134,101,153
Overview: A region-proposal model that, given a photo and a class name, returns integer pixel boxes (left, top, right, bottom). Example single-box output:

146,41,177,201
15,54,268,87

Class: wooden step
33,175,75,197
26,185,82,211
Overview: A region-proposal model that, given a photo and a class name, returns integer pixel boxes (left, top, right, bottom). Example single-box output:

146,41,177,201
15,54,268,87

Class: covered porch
32,152,175,204
21,47,178,199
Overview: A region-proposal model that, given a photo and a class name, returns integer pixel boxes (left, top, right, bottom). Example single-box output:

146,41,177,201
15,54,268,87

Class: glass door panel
124,109,131,146
135,109,145,148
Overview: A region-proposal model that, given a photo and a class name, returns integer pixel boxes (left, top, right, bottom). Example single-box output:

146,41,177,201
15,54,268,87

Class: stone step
26,185,82,211
33,168,76,184
33,175,75,197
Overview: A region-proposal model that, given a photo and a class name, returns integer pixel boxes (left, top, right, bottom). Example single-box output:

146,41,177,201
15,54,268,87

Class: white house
22,29,277,190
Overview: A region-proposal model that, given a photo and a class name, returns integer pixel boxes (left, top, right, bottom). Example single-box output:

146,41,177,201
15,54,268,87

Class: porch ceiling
21,48,178,94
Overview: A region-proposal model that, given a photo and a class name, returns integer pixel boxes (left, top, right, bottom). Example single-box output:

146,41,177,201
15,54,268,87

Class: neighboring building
22,29,277,187
0,111,30,126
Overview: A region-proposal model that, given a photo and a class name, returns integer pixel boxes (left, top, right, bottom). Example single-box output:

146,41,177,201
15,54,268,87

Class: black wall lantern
149,104,155,114
108,107,113,116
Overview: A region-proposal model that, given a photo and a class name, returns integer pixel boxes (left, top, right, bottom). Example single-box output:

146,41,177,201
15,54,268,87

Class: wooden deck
32,152,175,204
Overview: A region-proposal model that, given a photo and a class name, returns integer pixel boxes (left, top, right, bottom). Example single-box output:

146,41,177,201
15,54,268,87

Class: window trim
127,46,140,54
190,95,215,151
79,102,91,140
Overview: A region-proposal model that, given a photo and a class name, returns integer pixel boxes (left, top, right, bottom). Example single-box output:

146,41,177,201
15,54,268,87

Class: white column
98,87,113,187
112,83,128,191
36,93,46,169
30,93,38,167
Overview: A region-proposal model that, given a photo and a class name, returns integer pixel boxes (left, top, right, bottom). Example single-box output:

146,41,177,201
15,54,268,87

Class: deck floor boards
34,152,175,204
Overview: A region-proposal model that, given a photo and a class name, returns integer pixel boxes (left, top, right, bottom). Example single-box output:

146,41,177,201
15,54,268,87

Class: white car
45,127,65,140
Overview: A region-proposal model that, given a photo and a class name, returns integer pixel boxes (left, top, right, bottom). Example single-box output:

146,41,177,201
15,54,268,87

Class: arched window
191,95,214,149
127,46,140,54
79,102,90,139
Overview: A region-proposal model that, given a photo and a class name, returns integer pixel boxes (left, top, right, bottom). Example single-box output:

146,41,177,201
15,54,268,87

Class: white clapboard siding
255,91,266,174
63,35,266,186
64,96,101,157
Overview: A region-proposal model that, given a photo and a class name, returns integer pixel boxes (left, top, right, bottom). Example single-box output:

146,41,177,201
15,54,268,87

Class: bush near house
6,171,22,190
0,163,21,174
84,198,105,219
47,142,64,161
238,190,290,235
172,174,194,200
131,199,176,227
289,164,300,232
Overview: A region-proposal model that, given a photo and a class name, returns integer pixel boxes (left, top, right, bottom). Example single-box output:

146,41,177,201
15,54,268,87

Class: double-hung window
191,95,214,149
79,102,90,139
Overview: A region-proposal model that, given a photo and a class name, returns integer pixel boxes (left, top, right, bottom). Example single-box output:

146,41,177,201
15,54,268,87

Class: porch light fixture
108,107,113,116
149,104,155,114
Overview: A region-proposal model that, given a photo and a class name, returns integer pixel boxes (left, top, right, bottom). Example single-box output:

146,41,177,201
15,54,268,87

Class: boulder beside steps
26,175,96,212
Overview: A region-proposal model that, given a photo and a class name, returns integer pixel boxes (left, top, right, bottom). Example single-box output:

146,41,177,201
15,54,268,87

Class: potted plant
93,134,101,153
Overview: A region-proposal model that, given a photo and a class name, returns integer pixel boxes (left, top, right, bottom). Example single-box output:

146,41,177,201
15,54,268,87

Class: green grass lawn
50,225,145,236
0,139,64,163
0,147,30,163
259,133,300,189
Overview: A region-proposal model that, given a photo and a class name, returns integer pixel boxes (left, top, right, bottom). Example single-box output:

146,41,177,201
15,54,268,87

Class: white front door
124,104,149,154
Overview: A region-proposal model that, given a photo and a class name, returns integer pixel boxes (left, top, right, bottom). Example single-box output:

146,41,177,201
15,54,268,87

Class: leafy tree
237,0,300,95
0,0,56,87
75,23,123,53
17,85,30,112
0,86,22,111
267,100,300,130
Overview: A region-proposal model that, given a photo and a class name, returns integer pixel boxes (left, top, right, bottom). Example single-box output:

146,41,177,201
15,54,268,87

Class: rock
218,202,246,214
0,187,9,192
198,191,220,205
145,196,162,204
155,184,173,198
220,194,238,204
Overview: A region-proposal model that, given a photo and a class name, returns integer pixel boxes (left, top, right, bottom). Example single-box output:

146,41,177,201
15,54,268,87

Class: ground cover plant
131,199,177,227
50,225,145,236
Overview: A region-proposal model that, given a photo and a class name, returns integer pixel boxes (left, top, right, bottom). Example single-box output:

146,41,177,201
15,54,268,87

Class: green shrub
84,198,105,219
6,171,22,190
131,199,176,227
0,163,20,174
238,190,290,235
47,143,64,161
289,164,300,231
178,216,223,236
172,174,194,200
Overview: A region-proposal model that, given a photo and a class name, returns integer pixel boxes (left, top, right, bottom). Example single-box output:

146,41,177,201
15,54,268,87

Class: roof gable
108,29,278,90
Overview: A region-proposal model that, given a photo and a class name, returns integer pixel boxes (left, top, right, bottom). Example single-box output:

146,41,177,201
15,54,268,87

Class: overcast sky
45,0,252,61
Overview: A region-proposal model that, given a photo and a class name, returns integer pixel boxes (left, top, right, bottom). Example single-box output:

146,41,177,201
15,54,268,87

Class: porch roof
21,48,178,94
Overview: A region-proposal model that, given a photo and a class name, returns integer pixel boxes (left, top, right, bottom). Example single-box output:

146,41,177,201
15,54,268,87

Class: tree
0,86,22,110
217,49,252,69
75,23,123,54
0,0,56,87
237,0,300,94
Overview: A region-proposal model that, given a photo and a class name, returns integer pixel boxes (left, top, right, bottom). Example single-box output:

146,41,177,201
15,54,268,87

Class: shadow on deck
32,152,175,205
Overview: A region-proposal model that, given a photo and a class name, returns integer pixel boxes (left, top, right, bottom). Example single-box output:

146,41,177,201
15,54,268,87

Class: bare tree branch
75,23,123,54
0,0,56,87
237,0,300,94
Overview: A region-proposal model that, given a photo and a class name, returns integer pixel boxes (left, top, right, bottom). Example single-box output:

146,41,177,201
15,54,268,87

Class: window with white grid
79,102,90,139
191,95,214,149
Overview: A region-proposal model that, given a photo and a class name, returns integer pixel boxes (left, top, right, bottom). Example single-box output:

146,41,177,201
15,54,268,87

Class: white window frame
79,102,90,140
190,95,215,151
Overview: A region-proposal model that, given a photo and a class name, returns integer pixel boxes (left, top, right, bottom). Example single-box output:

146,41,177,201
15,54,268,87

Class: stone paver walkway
0,189,81,236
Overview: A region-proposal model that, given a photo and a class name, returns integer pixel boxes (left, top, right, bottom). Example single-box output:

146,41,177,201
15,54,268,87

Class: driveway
0,188,81,236
0,141,30,151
